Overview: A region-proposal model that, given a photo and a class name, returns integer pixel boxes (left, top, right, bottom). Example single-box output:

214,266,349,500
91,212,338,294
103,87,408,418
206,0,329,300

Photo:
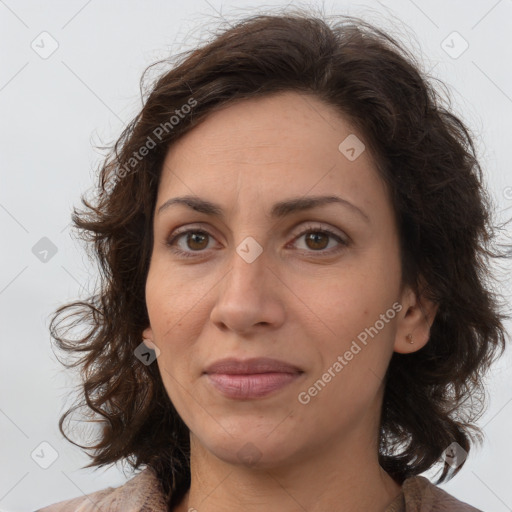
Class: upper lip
203,357,303,375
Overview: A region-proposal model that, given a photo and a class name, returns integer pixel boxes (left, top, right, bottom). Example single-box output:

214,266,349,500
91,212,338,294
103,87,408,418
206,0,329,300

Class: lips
203,357,303,375
203,357,304,399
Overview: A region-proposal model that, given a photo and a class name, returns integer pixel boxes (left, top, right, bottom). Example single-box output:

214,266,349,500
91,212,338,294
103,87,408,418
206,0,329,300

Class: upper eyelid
167,222,349,246
167,221,346,238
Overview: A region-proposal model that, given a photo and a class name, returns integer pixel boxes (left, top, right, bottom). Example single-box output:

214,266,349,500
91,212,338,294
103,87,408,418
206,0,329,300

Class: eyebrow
156,194,370,223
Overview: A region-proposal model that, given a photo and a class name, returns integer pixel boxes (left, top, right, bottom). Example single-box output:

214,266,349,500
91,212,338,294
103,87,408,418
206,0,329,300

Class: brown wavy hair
49,9,511,509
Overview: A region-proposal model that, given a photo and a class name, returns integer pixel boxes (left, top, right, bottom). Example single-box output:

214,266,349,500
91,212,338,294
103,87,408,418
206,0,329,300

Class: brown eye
304,232,330,251
166,229,216,258
185,232,209,250
166,224,349,260
292,226,348,256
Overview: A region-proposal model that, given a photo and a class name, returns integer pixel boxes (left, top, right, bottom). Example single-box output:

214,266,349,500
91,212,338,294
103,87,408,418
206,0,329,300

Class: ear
142,325,154,347
394,277,439,354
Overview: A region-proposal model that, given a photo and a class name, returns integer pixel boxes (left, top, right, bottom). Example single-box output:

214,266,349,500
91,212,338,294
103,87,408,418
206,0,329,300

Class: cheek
305,269,388,336
300,260,398,377
145,265,209,363
146,261,193,332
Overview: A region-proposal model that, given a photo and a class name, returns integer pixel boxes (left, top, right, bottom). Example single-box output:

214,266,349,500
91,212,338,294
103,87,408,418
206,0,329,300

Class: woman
36,9,510,512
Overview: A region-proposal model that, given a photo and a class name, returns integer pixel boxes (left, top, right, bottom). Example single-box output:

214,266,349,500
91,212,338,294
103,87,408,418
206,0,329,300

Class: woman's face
143,91,426,469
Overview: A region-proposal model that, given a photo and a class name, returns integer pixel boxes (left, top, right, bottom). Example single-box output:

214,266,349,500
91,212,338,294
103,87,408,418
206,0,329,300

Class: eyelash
165,224,349,259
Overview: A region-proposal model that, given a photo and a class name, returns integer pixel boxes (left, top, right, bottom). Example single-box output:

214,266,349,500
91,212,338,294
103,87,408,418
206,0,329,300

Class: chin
198,426,302,470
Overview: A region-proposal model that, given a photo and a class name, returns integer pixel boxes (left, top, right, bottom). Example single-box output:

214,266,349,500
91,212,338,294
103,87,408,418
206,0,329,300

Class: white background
1,1,511,511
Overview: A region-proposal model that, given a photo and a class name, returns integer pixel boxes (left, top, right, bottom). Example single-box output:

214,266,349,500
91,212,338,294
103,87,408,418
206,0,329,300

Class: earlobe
394,282,439,354
142,326,154,344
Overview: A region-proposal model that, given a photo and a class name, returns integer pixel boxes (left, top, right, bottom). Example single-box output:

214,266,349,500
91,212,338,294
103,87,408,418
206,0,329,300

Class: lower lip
205,372,301,399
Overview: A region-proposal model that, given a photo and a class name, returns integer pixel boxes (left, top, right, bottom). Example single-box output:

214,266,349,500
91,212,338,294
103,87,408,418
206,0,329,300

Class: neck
172,425,402,512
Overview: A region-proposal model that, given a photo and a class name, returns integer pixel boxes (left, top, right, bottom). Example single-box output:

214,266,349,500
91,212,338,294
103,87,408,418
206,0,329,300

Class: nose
209,244,286,334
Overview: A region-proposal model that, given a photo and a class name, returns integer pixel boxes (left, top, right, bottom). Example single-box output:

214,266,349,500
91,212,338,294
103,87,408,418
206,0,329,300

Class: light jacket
35,467,483,511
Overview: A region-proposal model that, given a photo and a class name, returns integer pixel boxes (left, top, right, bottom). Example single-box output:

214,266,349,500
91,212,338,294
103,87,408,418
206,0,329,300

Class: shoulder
398,475,483,512
34,467,168,512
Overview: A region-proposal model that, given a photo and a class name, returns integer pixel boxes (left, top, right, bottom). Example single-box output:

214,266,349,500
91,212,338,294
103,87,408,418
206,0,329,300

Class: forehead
157,91,389,219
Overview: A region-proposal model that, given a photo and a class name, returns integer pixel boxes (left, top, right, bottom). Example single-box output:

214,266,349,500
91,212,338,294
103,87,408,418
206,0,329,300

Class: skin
143,91,438,512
